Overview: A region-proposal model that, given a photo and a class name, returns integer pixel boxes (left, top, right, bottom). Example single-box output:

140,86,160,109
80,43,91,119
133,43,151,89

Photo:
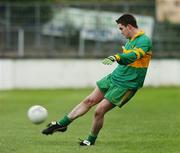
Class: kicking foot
42,121,67,135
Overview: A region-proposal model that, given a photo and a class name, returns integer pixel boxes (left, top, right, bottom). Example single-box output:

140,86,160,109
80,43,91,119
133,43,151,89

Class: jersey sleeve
115,38,152,65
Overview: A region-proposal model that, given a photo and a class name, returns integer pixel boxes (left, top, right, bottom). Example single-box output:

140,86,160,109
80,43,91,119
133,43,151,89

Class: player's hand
102,56,116,65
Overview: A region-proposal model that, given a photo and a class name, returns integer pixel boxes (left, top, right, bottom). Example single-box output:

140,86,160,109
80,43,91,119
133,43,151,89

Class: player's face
118,23,130,39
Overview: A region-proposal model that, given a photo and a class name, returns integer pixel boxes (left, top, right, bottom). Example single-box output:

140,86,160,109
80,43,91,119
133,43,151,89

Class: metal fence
0,2,179,58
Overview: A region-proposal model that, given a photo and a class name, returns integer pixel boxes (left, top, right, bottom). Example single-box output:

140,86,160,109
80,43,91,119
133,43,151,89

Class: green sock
87,133,97,144
58,115,72,126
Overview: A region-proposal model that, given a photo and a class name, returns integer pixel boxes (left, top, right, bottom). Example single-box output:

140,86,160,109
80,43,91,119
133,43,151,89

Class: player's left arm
116,40,152,65
102,39,152,65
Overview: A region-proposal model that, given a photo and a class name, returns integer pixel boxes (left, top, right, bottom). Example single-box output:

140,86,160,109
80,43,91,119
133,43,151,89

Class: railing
0,2,180,58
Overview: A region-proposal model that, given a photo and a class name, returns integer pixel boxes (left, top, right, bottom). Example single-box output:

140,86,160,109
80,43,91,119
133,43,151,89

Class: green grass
0,87,180,153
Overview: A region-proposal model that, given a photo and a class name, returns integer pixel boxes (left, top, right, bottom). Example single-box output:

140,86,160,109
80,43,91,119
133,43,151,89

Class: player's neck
130,28,141,40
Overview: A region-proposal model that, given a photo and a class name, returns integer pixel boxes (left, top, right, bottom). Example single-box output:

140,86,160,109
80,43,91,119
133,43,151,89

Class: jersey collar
131,30,145,41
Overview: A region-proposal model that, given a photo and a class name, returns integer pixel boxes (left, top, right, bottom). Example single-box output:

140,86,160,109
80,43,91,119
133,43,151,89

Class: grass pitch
0,87,180,153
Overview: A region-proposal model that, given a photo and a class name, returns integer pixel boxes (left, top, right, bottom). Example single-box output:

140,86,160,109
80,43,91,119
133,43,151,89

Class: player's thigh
85,86,105,106
95,99,115,116
89,87,104,102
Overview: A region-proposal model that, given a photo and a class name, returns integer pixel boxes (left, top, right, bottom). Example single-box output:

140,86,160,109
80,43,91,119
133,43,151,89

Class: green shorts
96,74,137,107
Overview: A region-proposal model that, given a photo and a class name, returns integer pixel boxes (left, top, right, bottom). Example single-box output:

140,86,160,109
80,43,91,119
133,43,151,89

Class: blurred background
1,0,180,58
0,0,180,89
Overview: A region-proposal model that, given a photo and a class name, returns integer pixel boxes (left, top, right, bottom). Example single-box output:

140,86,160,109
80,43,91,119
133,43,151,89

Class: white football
27,105,48,124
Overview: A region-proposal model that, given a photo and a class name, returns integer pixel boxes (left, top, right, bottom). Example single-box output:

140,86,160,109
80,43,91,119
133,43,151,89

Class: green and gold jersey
111,31,152,89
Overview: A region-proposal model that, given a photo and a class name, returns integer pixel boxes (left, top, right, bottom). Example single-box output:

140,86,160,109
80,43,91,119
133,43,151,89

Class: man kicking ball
42,13,152,146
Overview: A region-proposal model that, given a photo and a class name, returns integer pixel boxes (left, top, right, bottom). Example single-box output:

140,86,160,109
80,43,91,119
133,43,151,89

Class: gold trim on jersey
129,51,152,68
115,54,121,61
123,48,132,54
131,30,145,40
122,46,151,68
132,47,146,59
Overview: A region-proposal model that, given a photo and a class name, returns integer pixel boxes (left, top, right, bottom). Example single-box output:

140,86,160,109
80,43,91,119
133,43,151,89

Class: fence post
18,28,24,57
5,2,11,49
78,30,85,57
35,3,41,48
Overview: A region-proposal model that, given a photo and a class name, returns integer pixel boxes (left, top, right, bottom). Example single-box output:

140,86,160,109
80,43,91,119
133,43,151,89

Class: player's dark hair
116,14,138,28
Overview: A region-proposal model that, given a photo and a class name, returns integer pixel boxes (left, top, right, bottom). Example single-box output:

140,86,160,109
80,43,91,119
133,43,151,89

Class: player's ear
126,24,132,30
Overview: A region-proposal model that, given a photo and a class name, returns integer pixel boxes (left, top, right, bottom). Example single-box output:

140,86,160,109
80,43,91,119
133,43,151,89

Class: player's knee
94,107,105,118
83,96,96,107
